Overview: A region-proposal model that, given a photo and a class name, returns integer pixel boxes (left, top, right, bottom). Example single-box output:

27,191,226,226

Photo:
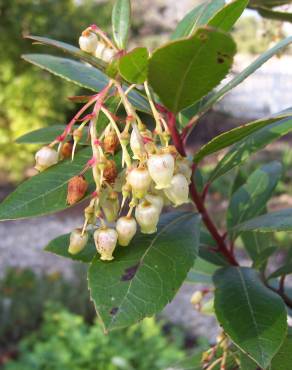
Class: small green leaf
25,35,106,70
227,162,282,237
88,212,200,331
148,27,236,113
22,54,150,113
194,112,292,163
16,125,74,145
112,0,131,49
214,267,287,368
209,116,292,182
170,0,225,40
118,47,148,84
241,232,275,268
186,257,218,285
45,232,96,263
255,6,292,22
236,208,292,233
208,0,249,32
0,147,93,220
195,36,292,116
271,327,292,370
269,264,292,280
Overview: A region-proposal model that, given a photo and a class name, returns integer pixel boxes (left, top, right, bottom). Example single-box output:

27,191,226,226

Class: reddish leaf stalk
167,111,238,266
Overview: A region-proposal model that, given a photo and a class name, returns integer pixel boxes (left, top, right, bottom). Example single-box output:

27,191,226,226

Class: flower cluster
34,25,192,262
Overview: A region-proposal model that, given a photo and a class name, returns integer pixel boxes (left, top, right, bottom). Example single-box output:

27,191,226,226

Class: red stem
167,112,238,266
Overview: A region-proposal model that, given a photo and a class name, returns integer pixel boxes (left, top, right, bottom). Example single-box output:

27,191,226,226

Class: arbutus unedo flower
68,229,88,255
33,24,193,262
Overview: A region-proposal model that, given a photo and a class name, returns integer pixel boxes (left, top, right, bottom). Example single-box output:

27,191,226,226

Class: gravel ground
0,209,219,340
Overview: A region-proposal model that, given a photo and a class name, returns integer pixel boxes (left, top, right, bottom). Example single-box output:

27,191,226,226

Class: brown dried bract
67,175,88,205
61,142,73,159
103,159,118,184
103,131,119,155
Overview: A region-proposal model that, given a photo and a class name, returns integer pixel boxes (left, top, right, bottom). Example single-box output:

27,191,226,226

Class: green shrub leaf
170,0,225,40
214,267,287,368
209,116,292,182
236,208,292,232
269,264,292,280
227,161,282,238
0,147,93,220
118,47,148,84
208,0,249,32
148,27,236,113
22,54,150,113
112,0,131,49
16,125,75,145
88,212,200,331
271,327,292,370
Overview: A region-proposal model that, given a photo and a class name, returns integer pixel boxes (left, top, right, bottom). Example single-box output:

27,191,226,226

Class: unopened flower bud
79,32,98,53
175,158,192,183
127,167,152,199
216,332,228,350
84,201,96,225
35,146,58,171
130,129,145,159
101,191,119,222
73,128,83,142
116,216,137,246
68,229,88,255
164,174,189,207
103,159,118,184
67,175,88,205
95,41,115,63
145,194,163,214
94,227,118,261
190,291,203,306
135,200,160,234
200,298,214,316
61,142,73,159
103,131,119,155
147,153,175,189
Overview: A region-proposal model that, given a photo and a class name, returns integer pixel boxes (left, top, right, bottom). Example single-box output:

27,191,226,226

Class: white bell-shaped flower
164,174,189,207
130,129,144,159
101,192,119,223
147,153,174,189
116,216,137,246
68,229,88,255
79,32,98,53
94,228,118,261
135,200,160,234
127,167,152,199
145,193,164,214
95,42,115,63
175,158,192,183
35,146,58,171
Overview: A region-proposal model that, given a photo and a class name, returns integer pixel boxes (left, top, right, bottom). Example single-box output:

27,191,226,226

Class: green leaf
239,351,258,370
0,147,93,220
255,7,292,22
45,232,96,263
148,27,236,113
194,113,292,163
214,267,287,368
208,0,249,32
170,0,225,40
241,232,275,268
227,162,282,237
186,256,218,285
88,212,200,331
22,54,150,113
236,208,292,233
118,47,148,84
269,264,292,280
112,0,131,49
195,36,292,116
271,327,292,370
25,35,106,70
209,116,292,182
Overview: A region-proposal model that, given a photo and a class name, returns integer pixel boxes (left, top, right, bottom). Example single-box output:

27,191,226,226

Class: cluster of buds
35,24,192,263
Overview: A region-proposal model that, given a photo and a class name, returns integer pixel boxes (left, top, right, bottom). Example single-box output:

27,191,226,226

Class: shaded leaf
269,264,292,280
214,267,287,368
241,232,276,268
25,35,106,69
227,161,282,237
88,212,200,331
0,147,93,220
209,116,292,181
255,7,292,22
194,112,292,163
118,47,148,84
208,0,249,32
271,327,292,370
112,0,131,49
186,256,218,285
170,0,225,40
45,232,96,263
22,54,150,113
148,27,236,113
236,208,292,232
